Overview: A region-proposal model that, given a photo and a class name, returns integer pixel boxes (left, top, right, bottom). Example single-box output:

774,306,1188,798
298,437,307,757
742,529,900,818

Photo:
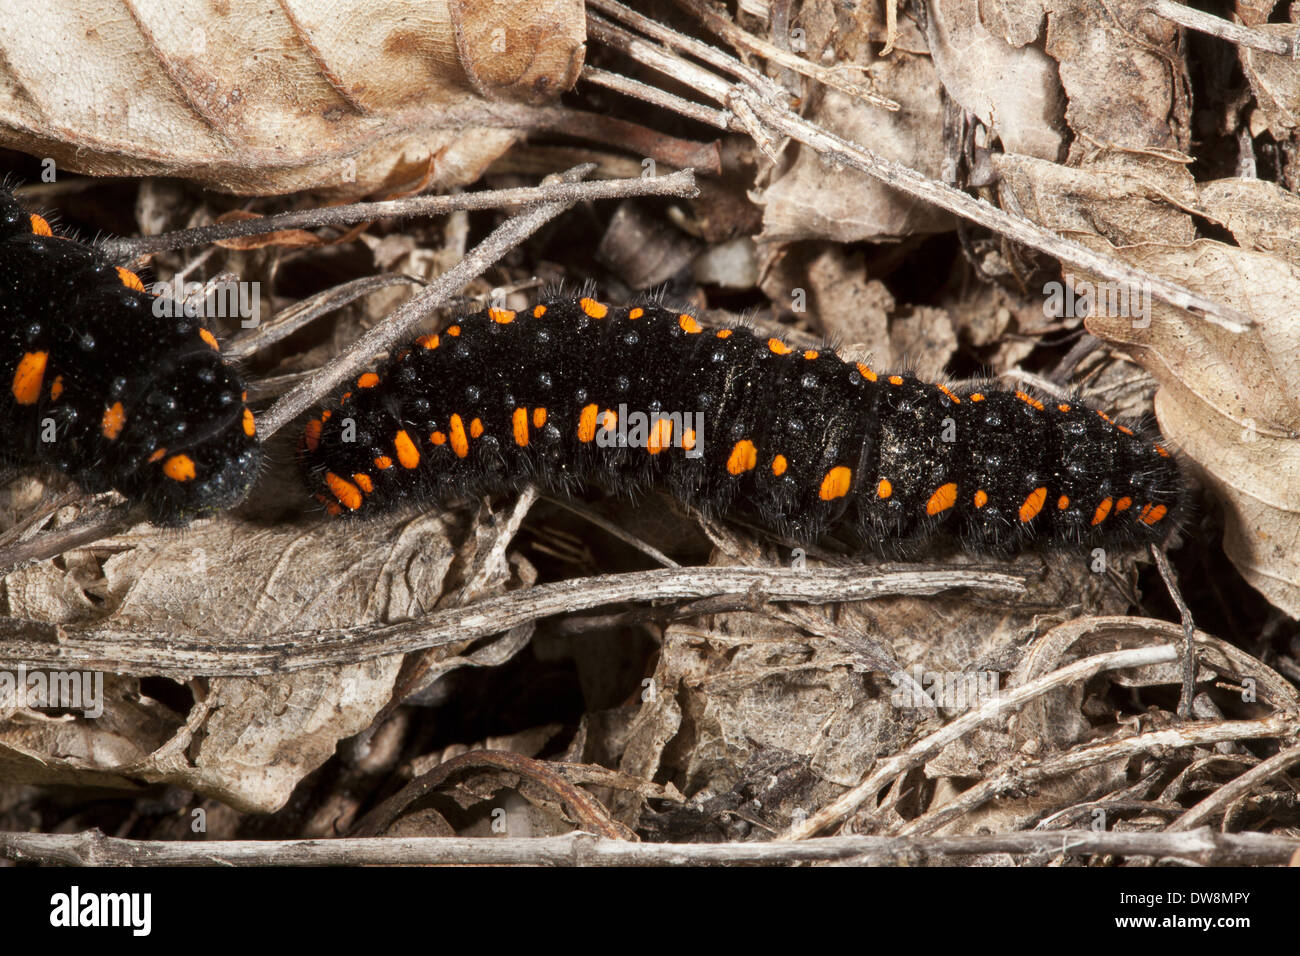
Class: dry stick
256,166,697,438
672,0,901,111
0,566,1025,678
1169,741,1300,831
590,4,1253,334
1150,0,1297,57
896,714,1298,837
781,645,1185,840
1152,543,1198,718
582,65,733,129
104,166,698,258
2,826,1297,866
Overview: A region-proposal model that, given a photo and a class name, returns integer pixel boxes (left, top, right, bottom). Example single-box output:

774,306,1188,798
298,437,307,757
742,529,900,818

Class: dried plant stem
0,566,1025,678
102,166,698,258
1151,542,1198,718
591,0,1253,333
897,715,1298,836
2,826,1296,866
1150,0,1296,57
582,65,732,129
258,166,697,438
781,645,1210,840
1168,741,1300,831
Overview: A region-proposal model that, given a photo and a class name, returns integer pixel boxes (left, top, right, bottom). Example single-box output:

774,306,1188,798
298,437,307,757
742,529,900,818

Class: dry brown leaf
0,0,584,195
1240,25,1300,137
0,512,465,810
924,0,1067,160
1198,178,1300,265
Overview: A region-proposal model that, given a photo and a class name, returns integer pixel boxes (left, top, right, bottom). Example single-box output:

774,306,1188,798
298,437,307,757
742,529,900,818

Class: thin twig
1,827,1296,866
1150,0,1297,57
582,65,733,129
257,167,697,438
897,715,1297,836
102,166,698,259
0,566,1026,677
1169,742,1300,831
590,0,1254,333
1152,543,1198,718
781,645,1187,840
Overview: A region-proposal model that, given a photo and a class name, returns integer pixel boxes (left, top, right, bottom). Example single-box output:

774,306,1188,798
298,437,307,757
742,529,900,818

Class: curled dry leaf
0,0,584,195
0,513,461,811
998,153,1300,617
1240,24,1300,137
923,0,1066,161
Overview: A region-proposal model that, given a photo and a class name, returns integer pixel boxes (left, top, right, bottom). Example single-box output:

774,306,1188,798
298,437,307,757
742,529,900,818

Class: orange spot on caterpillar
148,448,167,463
447,416,468,459
683,429,697,451
1092,497,1113,525
679,314,703,333
889,375,904,386
470,417,484,439
716,329,732,339
820,466,852,501
513,408,529,447
727,439,757,474
1097,410,1112,424
970,393,986,402
647,418,673,454
1019,487,1047,522
242,408,256,436
1154,445,1171,458
101,401,126,440
974,489,988,508
856,363,877,382
342,392,352,402
877,478,893,499
163,454,196,482
416,334,440,350
11,351,47,405
316,494,342,517
533,304,547,318
937,384,961,403
117,267,145,293
768,339,792,355
804,350,819,360
628,307,643,320
926,482,957,515
353,473,374,494
49,375,64,401
303,419,322,451
1117,425,1134,436
578,404,599,443
357,372,380,388
533,407,547,428
580,297,608,319
29,214,52,237
1140,504,1168,525
489,308,516,324
374,456,393,470
325,472,362,511
1057,403,1071,413
1015,390,1045,411
771,454,787,476
320,410,332,422
431,431,446,445
1115,497,1132,512
396,428,422,467
1057,495,1069,510
447,325,461,336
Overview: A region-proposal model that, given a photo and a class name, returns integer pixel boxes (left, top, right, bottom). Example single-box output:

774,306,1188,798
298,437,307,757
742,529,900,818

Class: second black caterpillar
298,294,1183,552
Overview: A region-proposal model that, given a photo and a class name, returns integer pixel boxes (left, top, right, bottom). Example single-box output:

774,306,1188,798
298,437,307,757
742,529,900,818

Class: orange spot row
1015,390,1045,412
580,298,608,319
11,351,47,405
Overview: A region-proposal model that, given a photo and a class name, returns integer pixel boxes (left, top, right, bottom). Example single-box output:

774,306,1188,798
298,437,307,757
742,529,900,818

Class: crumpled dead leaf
0,0,585,195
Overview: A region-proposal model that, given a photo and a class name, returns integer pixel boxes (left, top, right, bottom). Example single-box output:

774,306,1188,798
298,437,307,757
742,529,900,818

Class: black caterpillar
298,293,1184,553
0,187,259,525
